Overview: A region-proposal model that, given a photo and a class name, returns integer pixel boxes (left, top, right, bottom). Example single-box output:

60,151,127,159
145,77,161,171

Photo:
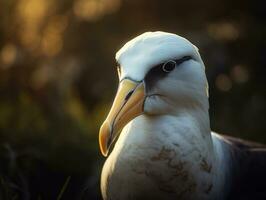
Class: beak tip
99,121,111,157
100,147,109,157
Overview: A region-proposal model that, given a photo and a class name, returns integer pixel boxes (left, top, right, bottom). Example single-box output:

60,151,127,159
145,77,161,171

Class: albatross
98,31,266,200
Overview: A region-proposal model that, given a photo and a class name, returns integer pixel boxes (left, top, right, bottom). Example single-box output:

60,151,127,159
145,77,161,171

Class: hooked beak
99,79,145,156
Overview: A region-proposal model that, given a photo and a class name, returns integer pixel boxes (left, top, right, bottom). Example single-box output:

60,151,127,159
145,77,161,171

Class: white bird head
99,31,209,156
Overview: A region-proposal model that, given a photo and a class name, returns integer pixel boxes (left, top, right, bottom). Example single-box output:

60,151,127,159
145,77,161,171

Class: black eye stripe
146,55,192,77
175,56,192,65
144,56,192,91
155,55,192,70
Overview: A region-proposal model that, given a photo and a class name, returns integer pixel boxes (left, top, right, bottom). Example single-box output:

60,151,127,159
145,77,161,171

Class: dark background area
0,0,265,199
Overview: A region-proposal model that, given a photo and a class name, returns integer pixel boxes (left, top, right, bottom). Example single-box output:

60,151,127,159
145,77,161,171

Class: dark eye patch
144,56,192,91
175,56,191,65
144,62,168,91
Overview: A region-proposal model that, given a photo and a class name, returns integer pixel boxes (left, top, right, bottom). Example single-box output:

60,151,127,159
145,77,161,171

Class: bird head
99,31,209,156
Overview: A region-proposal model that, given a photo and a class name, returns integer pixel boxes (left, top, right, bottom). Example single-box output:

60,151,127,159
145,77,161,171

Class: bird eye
162,60,176,73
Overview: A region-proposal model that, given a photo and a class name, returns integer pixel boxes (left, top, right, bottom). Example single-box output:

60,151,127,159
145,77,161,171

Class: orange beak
99,79,145,156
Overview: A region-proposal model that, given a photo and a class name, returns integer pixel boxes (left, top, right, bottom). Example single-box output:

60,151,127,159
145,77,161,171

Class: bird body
99,31,266,200
101,116,230,200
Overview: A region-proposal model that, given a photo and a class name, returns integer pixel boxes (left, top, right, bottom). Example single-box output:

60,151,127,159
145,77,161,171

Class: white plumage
116,32,200,81
99,31,266,200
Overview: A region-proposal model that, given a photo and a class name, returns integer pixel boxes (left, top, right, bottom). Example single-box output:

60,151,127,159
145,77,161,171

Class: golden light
74,0,101,21
41,15,68,57
16,0,51,49
73,0,121,21
41,34,63,57
1,44,17,67
208,22,239,41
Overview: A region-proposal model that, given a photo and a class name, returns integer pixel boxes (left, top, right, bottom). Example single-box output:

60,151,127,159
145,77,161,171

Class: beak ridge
99,79,145,156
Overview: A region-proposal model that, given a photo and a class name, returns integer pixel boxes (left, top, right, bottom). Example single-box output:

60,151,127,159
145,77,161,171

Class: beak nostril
99,79,145,156
125,90,134,101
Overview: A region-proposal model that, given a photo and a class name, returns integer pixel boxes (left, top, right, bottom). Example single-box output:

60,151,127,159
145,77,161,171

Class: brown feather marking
200,158,212,173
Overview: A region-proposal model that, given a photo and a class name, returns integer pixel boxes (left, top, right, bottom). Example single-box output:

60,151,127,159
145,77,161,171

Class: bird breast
101,115,217,200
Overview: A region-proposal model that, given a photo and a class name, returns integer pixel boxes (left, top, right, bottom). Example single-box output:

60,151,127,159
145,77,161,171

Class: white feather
101,31,230,200
116,31,201,81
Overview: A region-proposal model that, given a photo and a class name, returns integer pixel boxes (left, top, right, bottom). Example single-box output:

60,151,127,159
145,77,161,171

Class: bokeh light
230,65,249,83
1,44,17,67
215,74,232,91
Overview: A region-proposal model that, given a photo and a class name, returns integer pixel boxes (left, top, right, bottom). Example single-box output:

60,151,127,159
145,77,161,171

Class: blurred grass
56,176,71,200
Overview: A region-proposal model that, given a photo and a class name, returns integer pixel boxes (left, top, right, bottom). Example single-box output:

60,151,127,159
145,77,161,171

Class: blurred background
0,0,265,199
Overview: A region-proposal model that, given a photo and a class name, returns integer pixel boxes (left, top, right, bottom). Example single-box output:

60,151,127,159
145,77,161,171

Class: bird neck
109,107,230,199
170,102,211,142
121,106,214,158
